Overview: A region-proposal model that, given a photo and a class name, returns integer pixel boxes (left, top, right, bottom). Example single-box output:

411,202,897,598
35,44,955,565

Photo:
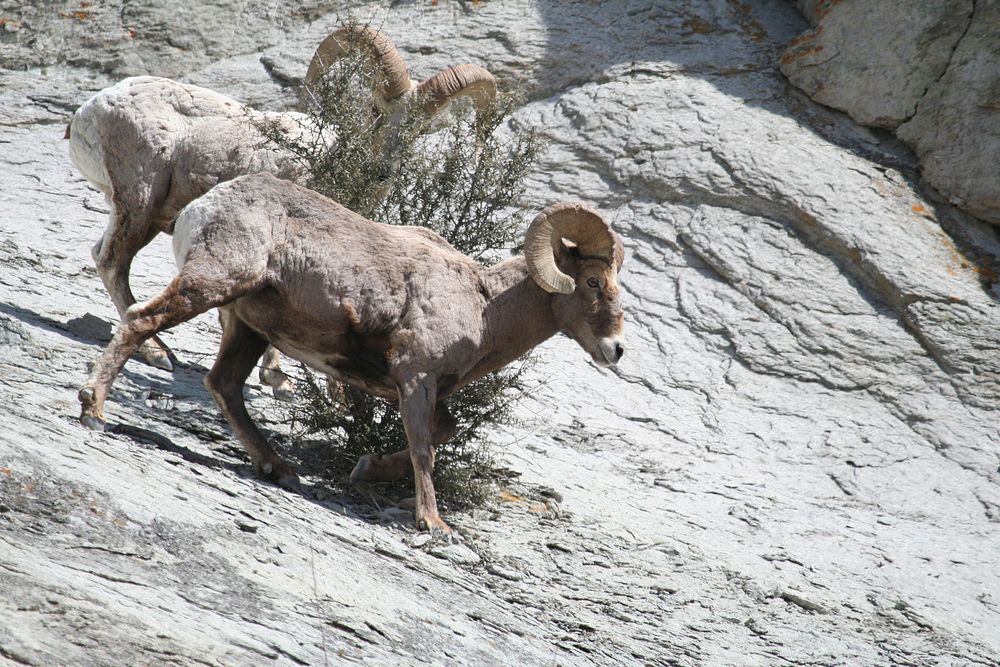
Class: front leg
398,375,451,533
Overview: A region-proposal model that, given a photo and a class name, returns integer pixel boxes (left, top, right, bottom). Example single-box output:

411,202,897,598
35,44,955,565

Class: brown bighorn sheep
68,26,496,400
78,173,626,532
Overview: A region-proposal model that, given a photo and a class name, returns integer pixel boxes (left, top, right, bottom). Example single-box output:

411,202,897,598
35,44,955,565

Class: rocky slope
1,1,998,665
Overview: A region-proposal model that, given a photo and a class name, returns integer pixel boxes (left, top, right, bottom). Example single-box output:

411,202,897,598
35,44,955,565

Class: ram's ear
554,239,581,276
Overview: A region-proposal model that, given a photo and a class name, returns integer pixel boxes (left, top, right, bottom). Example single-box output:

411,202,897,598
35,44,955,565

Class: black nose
614,342,625,361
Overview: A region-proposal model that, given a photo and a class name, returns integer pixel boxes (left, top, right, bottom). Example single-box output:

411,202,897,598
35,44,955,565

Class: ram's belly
272,340,398,401
229,296,399,400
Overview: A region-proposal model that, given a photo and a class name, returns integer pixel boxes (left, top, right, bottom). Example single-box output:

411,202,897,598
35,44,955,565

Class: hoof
139,339,174,371
271,383,296,403
80,414,107,432
349,454,375,483
416,515,453,534
260,369,295,398
140,350,174,372
277,473,302,491
147,353,174,372
259,461,300,490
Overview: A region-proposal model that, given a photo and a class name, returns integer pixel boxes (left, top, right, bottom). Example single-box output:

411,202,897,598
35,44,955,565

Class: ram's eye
586,277,601,289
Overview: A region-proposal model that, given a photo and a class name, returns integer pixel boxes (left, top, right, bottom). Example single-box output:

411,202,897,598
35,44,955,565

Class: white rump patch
171,198,216,269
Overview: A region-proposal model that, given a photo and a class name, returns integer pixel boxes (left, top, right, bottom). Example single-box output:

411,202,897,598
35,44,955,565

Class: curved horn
415,64,497,119
302,26,411,105
524,202,621,294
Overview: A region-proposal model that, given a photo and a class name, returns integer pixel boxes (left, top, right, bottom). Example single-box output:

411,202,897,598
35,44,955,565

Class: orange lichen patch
940,230,960,251
781,44,824,65
60,8,93,21
813,0,845,22
682,16,714,35
728,0,751,16
785,26,823,49
59,0,94,21
500,489,556,514
937,229,1000,284
23,481,34,493
0,467,11,476
910,203,938,221
727,0,768,42
974,264,998,283
499,489,524,503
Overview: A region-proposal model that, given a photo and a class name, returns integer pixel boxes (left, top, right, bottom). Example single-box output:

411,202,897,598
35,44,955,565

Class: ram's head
525,203,627,367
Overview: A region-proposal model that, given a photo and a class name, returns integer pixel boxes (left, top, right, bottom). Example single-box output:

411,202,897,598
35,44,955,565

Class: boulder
898,0,1000,224
780,0,972,128
782,0,1000,226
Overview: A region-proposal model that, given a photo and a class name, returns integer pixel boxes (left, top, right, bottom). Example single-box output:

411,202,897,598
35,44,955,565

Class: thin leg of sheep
79,268,252,430
349,403,455,483
93,196,175,371
208,312,299,488
397,377,451,533
216,310,295,402
258,345,296,403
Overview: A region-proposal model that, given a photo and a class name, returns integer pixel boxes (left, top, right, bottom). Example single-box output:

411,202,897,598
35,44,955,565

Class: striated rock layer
1,1,998,665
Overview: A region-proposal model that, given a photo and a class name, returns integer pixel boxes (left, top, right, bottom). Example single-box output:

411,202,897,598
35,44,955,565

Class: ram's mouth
597,337,625,366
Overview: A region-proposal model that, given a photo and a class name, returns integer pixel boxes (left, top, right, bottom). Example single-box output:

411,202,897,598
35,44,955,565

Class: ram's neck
466,257,558,382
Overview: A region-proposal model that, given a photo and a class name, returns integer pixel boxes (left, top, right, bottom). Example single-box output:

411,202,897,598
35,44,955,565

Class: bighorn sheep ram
79,173,626,532
68,26,496,399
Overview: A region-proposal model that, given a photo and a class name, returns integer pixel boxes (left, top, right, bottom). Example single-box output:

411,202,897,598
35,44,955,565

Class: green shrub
255,25,543,507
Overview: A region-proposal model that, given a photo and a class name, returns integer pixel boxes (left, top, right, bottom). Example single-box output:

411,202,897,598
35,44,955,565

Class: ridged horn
524,202,621,294
415,64,497,119
302,26,411,106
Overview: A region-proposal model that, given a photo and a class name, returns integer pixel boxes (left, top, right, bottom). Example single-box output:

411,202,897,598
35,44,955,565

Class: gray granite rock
1,1,999,665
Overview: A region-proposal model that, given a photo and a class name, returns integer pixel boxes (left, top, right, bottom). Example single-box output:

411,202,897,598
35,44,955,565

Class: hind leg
93,197,175,371
79,261,255,429
349,402,455,483
210,312,299,488
216,311,294,403
258,345,296,402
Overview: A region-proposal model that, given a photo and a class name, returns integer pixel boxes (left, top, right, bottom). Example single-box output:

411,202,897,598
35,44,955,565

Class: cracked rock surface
2,1,999,665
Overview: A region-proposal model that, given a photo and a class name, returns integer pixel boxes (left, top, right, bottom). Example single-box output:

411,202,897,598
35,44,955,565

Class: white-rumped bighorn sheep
68,25,496,400
79,173,626,532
